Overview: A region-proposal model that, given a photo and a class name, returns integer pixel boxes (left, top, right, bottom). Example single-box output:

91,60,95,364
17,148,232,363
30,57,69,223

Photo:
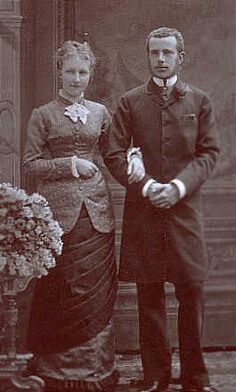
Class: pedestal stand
0,277,45,391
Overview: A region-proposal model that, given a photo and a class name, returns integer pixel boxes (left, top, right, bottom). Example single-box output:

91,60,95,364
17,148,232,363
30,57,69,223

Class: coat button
163,135,171,141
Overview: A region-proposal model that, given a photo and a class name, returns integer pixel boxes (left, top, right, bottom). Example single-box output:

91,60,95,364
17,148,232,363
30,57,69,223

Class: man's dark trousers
137,281,210,388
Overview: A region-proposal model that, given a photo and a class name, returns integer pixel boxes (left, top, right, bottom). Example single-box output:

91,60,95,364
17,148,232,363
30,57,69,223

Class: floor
114,350,236,391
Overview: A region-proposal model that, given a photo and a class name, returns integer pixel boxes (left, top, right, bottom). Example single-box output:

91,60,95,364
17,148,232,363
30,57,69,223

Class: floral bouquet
0,183,63,279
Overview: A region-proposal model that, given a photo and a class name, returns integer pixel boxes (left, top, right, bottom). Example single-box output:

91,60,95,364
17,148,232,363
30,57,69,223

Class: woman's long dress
23,92,118,391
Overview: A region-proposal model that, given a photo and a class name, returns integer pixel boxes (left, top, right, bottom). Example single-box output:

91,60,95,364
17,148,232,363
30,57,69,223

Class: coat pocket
178,113,198,151
179,113,197,127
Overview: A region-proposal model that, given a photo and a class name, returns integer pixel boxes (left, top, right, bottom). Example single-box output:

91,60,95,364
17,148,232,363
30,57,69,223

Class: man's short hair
146,27,184,53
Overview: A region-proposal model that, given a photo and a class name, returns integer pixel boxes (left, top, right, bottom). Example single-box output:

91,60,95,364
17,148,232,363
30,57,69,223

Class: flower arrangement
0,183,63,278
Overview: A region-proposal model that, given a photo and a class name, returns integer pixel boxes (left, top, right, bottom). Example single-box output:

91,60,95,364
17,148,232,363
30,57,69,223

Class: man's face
148,36,184,79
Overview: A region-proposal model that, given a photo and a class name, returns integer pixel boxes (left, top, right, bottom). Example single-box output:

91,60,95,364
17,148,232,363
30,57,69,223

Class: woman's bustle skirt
26,204,118,390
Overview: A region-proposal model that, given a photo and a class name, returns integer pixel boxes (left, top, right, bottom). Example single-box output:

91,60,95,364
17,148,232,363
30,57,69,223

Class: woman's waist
39,170,109,194
50,149,96,161
36,178,114,233
48,135,98,158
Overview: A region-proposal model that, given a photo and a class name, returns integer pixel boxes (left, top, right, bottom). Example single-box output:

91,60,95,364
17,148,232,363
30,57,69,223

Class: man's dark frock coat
103,78,220,284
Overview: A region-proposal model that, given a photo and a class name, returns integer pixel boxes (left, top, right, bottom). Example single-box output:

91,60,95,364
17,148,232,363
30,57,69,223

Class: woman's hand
127,157,145,184
76,158,99,178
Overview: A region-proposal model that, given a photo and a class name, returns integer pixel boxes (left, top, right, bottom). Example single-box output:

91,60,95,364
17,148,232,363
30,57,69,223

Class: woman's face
61,54,91,99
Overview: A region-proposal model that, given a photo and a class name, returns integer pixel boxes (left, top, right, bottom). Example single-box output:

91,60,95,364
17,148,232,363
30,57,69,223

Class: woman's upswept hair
146,27,184,53
56,40,96,71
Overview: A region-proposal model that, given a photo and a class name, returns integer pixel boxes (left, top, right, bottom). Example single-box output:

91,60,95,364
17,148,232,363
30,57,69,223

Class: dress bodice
47,133,99,161
23,95,114,234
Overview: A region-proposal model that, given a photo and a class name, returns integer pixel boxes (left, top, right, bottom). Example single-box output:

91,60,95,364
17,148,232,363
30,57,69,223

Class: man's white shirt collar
153,75,177,87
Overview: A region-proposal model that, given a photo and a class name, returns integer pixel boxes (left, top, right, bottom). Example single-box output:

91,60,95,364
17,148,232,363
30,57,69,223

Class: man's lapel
167,79,189,106
146,78,189,107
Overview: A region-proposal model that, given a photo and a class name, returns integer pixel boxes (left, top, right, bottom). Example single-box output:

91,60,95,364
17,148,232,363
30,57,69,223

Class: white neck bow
64,102,90,124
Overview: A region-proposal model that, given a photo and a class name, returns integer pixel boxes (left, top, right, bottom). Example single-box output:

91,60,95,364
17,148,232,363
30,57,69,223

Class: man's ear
178,51,185,64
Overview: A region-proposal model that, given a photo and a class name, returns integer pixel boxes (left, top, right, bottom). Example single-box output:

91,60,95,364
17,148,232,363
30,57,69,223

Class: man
103,27,219,392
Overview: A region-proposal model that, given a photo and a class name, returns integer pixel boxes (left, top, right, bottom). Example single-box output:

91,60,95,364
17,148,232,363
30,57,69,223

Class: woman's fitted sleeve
23,108,74,180
100,95,151,194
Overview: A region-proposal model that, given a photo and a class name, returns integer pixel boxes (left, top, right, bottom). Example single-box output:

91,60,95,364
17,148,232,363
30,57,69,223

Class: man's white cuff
142,179,156,197
171,179,186,198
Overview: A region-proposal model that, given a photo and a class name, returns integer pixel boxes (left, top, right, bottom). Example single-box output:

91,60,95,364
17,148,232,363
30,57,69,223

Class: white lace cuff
71,156,80,178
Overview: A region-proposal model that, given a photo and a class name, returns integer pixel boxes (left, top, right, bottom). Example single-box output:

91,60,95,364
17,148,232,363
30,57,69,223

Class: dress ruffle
42,369,120,391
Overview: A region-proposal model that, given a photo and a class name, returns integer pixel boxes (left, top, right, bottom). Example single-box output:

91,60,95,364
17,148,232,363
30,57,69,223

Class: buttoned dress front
23,94,114,234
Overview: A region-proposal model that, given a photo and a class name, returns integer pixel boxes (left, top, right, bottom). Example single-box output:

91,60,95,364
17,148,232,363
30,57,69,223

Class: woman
23,41,119,392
